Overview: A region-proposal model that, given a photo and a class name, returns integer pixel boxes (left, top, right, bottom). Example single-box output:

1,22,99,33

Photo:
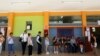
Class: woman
0,32,5,55
90,33,97,56
7,32,16,56
59,37,65,52
76,37,84,53
27,33,33,56
45,35,50,54
53,36,59,54
91,33,97,48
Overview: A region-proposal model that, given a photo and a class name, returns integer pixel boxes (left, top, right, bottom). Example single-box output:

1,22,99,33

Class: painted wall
49,28,57,38
49,28,57,45
74,27,82,37
13,16,44,37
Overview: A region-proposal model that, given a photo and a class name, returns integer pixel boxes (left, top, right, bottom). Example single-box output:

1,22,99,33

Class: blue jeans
8,44,15,55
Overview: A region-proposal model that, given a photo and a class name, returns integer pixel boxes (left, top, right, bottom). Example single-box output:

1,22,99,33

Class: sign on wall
26,21,32,30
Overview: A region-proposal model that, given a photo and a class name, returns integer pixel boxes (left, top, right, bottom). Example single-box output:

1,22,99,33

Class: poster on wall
26,21,32,30
27,25,31,30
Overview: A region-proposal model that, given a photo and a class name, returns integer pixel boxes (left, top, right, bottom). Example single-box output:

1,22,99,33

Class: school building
0,0,100,56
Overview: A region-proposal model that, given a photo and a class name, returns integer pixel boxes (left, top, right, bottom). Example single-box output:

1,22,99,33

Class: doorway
0,16,8,51
57,28,74,37
0,27,7,50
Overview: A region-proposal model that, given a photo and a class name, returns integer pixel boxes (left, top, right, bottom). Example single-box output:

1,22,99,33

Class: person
76,37,84,53
90,33,97,56
20,30,28,55
45,35,50,54
53,36,59,54
27,33,33,56
90,33,97,48
0,32,5,55
59,37,65,52
7,32,16,56
36,31,42,55
65,37,71,52
70,37,77,53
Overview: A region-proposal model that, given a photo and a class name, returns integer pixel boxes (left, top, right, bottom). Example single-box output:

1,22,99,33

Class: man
36,31,42,55
20,30,28,55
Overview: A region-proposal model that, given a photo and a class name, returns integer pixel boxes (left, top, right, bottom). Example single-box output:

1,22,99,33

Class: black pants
37,43,42,54
21,42,27,55
28,45,33,55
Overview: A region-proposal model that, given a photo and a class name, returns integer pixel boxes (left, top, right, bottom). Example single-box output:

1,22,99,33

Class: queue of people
53,36,84,54
0,30,98,56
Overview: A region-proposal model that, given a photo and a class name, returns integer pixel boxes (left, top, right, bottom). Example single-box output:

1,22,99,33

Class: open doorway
0,16,8,51
0,27,7,50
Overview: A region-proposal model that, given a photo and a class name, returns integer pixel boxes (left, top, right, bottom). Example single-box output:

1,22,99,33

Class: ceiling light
11,2,31,4
11,2,31,5
61,0,84,3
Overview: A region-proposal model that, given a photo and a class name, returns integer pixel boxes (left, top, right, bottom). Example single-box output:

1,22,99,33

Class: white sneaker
46,52,50,55
54,51,56,54
56,51,58,54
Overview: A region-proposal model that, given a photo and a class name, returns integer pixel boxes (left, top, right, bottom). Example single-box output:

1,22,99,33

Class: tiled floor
1,49,99,56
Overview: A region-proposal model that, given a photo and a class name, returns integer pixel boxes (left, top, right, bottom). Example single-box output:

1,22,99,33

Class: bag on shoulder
19,37,22,42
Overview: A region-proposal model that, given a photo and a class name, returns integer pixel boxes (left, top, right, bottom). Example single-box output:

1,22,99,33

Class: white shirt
45,38,49,46
70,38,76,44
27,37,33,46
7,36,14,44
36,35,40,44
20,33,28,42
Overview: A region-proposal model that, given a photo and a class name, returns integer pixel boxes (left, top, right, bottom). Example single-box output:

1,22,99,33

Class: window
49,16,82,26
0,16,8,26
87,16,100,26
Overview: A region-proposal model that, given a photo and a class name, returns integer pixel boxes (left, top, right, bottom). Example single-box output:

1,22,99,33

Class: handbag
19,38,22,42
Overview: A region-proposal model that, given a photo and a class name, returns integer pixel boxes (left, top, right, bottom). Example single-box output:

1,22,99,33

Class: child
36,31,42,55
53,36,59,54
7,32,16,56
27,33,33,56
76,37,84,54
45,35,50,54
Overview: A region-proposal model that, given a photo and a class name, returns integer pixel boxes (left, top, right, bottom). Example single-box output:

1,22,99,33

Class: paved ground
1,49,99,56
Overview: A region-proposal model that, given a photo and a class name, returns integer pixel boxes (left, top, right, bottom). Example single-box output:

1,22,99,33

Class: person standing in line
27,33,33,56
45,35,50,55
76,37,84,54
53,36,59,54
0,32,5,55
7,32,16,56
20,30,28,56
59,37,65,53
36,31,42,55
90,33,97,56
90,33,97,48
